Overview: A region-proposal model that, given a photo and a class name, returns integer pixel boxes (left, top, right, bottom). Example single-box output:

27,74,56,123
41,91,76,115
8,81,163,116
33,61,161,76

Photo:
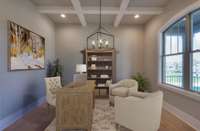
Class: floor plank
4,101,195,131
159,110,195,131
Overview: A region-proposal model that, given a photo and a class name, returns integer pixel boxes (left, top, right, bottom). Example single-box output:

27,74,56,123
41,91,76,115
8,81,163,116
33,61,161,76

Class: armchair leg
47,103,54,117
109,101,114,106
47,103,50,114
115,123,120,131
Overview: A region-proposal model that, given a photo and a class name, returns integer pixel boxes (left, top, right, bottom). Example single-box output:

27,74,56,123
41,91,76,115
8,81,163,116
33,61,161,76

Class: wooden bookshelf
82,49,116,97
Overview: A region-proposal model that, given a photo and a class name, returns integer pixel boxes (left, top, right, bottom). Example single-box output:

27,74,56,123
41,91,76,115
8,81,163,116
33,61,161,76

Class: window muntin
191,10,200,92
162,18,186,88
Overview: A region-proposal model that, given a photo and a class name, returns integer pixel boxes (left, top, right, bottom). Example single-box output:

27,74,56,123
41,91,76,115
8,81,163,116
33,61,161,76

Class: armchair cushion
111,87,129,97
109,79,139,105
118,79,138,88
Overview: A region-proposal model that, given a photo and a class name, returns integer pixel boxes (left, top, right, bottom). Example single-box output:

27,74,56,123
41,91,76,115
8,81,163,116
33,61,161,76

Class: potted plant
132,73,150,92
47,59,62,77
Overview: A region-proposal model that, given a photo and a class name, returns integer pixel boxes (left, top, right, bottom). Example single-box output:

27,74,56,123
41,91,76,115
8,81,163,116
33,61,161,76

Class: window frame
161,9,200,93
161,17,186,89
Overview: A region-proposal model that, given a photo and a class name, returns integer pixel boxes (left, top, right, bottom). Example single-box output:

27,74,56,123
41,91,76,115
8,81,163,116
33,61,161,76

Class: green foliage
47,59,62,77
132,73,150,92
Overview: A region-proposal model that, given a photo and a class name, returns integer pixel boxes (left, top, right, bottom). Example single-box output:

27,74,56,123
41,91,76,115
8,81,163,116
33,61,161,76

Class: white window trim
158,0,200,102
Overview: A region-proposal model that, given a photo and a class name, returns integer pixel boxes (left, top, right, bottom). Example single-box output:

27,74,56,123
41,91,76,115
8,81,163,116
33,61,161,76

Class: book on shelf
97,83,106,87
88,66,112,70
89,55,112,62
90,75,97,78
100,74,109,78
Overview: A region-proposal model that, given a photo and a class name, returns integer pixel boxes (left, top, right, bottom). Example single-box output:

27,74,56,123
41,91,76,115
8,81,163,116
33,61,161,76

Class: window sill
159,83,200,102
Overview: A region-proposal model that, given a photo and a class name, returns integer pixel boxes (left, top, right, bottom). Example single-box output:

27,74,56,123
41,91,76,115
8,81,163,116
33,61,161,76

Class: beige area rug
45,99,130,131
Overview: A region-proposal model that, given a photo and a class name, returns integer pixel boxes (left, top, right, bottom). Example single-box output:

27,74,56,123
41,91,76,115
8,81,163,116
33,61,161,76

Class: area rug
45,99,130,131
92,99,116,131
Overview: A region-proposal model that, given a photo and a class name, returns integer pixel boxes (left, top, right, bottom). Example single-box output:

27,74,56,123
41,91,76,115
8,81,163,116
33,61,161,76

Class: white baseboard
0,97,45,131
163,101,200,131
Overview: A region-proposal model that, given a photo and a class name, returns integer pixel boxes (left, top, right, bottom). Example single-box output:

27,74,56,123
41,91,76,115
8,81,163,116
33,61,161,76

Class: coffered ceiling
31,0,170,26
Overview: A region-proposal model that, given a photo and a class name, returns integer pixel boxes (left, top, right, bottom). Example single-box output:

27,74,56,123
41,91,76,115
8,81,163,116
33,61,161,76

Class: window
162,18,186,88
191,10,200,92
162,9,200,93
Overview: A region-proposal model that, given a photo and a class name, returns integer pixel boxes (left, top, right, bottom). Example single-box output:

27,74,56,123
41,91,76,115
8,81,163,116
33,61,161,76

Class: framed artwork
8,21,45,71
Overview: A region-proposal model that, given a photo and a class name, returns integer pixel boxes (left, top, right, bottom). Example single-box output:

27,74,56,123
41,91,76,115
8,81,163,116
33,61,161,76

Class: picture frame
8,21,45,71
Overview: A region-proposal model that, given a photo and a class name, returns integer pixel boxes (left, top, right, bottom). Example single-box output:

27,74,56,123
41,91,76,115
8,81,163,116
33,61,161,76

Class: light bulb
105,41,109,45
99,39,103,43
60,13,66,18
92,40,96,45
134,14,140,19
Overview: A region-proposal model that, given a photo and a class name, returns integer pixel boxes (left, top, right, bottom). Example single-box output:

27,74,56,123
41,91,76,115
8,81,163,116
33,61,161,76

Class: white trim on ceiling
113,0,130,27
37,0,164,27
70,0,87,26
38,6,163,15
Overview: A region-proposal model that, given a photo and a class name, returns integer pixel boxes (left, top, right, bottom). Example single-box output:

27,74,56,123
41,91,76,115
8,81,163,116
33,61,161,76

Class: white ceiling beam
83,7,119,15
125,7,163,15
37,6,163,15
114,0,130,27
70,0,87,26
37,6,76,14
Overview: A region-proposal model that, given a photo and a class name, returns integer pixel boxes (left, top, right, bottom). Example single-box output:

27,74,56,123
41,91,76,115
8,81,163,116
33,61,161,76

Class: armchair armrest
109,83,120,91
109,83,120,89
128,91,149,98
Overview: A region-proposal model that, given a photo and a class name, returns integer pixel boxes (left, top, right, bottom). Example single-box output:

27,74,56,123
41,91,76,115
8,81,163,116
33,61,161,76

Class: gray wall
144,0,200,120
0,0,55,120
55,24,144,84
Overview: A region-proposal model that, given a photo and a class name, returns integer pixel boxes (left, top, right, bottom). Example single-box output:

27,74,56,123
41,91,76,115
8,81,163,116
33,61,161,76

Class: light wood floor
4,101,195,131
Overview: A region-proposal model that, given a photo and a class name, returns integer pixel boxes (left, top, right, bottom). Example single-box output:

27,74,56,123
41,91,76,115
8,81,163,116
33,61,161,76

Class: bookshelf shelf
88,77,112,80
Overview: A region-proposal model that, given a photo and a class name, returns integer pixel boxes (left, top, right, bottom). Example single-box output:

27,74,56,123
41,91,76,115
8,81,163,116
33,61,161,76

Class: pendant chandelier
87,0,114,49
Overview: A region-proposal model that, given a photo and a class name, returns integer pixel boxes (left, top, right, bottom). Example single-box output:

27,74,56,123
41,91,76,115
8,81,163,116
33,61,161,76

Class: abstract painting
8,21,45,71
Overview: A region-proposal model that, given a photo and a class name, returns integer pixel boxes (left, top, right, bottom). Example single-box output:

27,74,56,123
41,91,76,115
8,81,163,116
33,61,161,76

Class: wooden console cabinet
56,81,95,131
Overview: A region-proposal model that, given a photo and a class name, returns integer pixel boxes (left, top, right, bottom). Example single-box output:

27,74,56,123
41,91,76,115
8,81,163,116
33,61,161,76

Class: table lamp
76,64,87,74
74,64,87,83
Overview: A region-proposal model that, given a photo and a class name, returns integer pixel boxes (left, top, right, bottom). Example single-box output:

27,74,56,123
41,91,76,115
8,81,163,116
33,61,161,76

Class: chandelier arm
101,26,111,33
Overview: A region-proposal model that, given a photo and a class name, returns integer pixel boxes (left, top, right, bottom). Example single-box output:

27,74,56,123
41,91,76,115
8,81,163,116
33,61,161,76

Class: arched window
162,9,200,93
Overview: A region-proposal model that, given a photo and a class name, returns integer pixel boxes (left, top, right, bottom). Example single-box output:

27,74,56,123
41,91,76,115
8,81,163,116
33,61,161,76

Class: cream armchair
109,79,138,104
115,91,163,131
45,76,62,107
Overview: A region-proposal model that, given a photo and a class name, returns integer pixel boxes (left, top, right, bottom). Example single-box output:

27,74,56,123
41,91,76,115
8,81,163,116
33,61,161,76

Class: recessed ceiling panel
80,0,122,7
129,0,169,7
85,14,115,24
31,0,73,7
47,14,80,24
30,0,167,25
121,15,153,25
